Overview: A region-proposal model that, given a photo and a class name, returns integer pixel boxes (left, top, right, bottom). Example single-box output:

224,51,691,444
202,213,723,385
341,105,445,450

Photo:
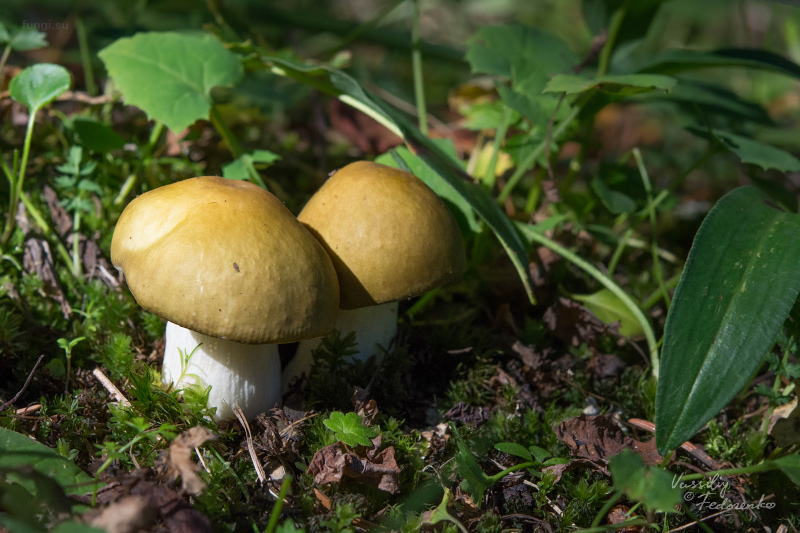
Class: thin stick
91,368,131,407
234,403,266,483
0,355,45,412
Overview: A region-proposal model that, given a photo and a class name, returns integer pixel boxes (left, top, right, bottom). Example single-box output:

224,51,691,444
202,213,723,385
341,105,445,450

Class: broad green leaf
0,23,48,51
687,127,800,173
494,442,533,462
572,289,645,338
775,454,800,484
454,434,492,505
656,187,800,453
98,32,243,132
544,74,676,96
591,176,637,214
639,48,800,80
261,54,537,304
377,145,480,235
72,118,126,153
466,24,577,127
322,411,378,447
9,64,71,114
635,80,773,125
0,426,94,494
609,449,682,512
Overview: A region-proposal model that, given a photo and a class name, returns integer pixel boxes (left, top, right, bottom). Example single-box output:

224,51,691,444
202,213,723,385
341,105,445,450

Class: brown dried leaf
307,441,401,494
89,495,157,533
543,458,606,482
607,505,642,531
167,426,215,495
543,297,608,346
555,414,663,466
768,397,800,447
443,401,491,427
587,353,626,379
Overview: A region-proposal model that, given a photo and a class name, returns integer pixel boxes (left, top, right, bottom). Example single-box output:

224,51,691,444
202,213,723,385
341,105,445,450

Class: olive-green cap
298,161,465,310
111,177,339,344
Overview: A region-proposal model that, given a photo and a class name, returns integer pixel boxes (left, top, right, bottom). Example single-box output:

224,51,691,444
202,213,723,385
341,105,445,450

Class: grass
2,1,800,531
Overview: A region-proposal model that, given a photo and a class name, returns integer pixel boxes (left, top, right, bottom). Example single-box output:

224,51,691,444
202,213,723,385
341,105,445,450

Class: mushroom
111,177,339,420
282,161,465,391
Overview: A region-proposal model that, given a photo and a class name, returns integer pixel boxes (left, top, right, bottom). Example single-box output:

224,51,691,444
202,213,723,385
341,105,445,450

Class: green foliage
9,64,71,115
608,449,682,513
0,426,94,495
98,32,243,132
323,412,378,447
0,22,47,51
101,333,134,380
657,186,800,453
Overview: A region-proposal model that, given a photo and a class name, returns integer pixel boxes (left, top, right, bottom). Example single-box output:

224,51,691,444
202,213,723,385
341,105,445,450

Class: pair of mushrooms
111,162,465,421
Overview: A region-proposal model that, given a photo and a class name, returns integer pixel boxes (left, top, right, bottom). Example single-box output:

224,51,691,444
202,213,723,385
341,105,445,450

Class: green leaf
222,149,281,183
609,449,682,512
9,64,71,114
454,434,492,505
261,54,537,304
494,442,533,462
639,48,800,80
635,80,774,126
0,427,95,495
656,187,800,453
775,454,800,484
687,127,800,173
582,0,663,48
572,289,645,338
377,145,480,236
544,74,676,96
466,24,577,126
72,118,126,153
591,176,637,214
322,411,378,447
98,32,243,132
0,23,48,51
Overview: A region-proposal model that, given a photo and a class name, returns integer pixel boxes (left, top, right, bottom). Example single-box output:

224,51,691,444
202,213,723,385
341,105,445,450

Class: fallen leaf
443,401,491,427
167,426,215,495
587,353,626,379
307,439,400,494
543,457,606,482
768,397,800,447
607,505,642,531
543,297,609,346
89,494,157,533
555,414,663,466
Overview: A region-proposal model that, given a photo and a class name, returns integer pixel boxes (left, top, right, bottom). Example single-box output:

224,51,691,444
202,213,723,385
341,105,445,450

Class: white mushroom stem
162,321,280,421
281,302,399,393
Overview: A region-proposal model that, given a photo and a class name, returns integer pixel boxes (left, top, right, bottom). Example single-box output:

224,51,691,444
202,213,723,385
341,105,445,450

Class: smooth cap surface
298,161,466,309
111,177,339,344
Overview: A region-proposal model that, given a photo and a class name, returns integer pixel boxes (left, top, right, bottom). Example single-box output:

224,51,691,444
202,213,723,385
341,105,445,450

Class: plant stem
498,105,580,203
633,148,670,310
76,18,97,96
517,222,660,376
677,460,776,481
410,0,428,136
0,44,11,82
591,490,624,528
2,112,38,244
596,0,629,77
210,104,243,158
72,207,83,278
264,475,293,533
324,0,406,58
483,106,513,190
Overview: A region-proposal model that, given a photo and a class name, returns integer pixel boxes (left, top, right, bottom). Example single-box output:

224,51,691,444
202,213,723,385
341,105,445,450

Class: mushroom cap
111,177,339,344
298,161,466,309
